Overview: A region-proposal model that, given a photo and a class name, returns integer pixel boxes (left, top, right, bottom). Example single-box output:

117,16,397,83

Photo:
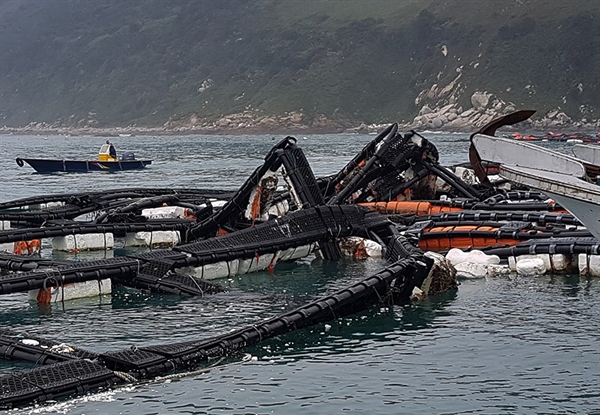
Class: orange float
359,201,464,216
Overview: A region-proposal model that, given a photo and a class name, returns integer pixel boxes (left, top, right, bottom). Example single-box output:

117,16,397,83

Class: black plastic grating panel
101,348,167,371
62,257,134,269
142,339,207,359
1,359,114,394
161,274,222,293
128,272,223,296
279,147,324,207
0,360,119,408
179,209,329,255
0,373,40,401
130,250,187,262
180,205,370,258
369,171,406,199
379,135,412,165
140,259,175,278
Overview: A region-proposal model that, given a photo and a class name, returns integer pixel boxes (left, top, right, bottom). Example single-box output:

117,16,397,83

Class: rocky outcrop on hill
409,91,600,133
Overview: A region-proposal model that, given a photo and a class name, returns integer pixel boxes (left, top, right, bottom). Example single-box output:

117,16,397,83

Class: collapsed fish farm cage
1,114,599,409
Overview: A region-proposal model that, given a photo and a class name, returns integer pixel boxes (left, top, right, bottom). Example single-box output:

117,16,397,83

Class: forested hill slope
0,0,598,132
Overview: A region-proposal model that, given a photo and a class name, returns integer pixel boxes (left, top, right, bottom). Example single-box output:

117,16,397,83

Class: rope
42,268,61,296
254,324,264,342
154,356,227,381
113,370,138,383
187,275,204,297
60,274,65,303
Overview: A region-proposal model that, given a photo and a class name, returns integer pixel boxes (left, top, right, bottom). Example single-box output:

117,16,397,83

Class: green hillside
0,0,598,130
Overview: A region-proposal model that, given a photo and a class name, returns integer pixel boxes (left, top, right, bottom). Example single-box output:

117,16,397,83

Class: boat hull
472,134,586,177
17,158,152,173
500,164,600,240
572,144,600,167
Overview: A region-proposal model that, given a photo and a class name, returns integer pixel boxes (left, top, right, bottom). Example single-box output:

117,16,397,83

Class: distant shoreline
1,122,598,138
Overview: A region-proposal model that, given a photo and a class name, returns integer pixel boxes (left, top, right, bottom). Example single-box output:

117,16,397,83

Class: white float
28,279,112,303
0,221,11,252
0,242,13,253
454,262,489,279
278,244,316,262
445,248,500,266
124,230,181,247
515,257,547,275
52,233,114,251
27,201,65,210
267,200,290,218
141,206,192,219
579,254,600,277
589,255,600,277
176,253,278,280
550,254,569,272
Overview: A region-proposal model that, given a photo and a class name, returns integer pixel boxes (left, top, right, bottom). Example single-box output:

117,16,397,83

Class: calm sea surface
0,132,599,414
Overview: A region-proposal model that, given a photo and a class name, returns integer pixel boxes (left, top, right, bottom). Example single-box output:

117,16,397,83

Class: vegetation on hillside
0,0,598,128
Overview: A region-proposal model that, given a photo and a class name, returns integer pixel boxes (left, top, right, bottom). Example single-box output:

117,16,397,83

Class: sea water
0,132,598,414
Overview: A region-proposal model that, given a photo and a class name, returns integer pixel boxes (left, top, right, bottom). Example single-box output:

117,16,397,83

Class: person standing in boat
107,140,117,160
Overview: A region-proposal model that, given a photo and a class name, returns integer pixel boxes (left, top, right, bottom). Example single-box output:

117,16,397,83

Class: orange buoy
359,201,463,216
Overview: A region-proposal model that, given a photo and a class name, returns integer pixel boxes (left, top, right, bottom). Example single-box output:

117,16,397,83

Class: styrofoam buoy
510,254,551,274
588,255,600,277
267,200,290,217
177,259,241,280
550,254,569,272
52,233,114,251
516,257,546,275
278,244,315,262
410,286,425,301
454,262,488,279
141,206,193,219
176,253,278,280
28,279,112,303
446,248,500,266
486,264,513,277
454,166,478,185
577,253,588,276
124,231,181,248
508,254,560,275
